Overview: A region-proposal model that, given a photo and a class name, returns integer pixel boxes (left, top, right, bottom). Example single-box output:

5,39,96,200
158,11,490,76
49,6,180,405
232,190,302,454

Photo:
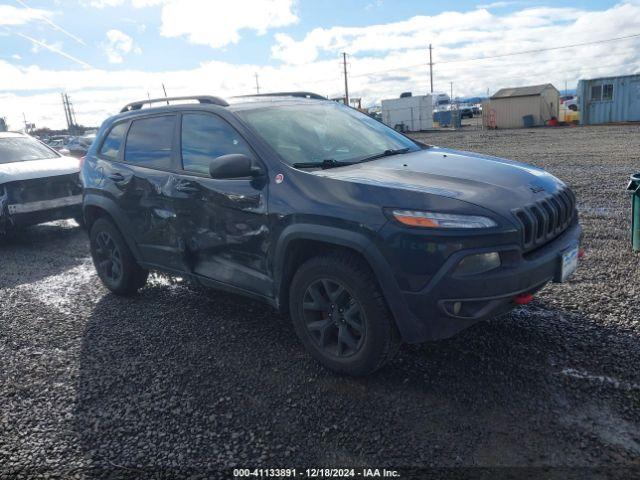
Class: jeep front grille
513,187,576,251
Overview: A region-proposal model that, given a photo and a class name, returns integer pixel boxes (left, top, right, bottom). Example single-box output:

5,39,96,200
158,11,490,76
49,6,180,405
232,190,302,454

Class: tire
289,252,401,376
89,217,148,295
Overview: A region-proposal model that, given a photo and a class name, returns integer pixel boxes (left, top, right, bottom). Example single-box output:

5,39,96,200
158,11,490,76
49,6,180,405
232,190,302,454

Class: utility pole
61,93,78,134
255,73,260,94
61,93,70,131
450,81,454,104
428,44,434,94
342,52,349,107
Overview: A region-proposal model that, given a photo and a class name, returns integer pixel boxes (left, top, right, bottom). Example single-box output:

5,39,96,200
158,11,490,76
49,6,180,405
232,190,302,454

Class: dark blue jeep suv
81,93,581,375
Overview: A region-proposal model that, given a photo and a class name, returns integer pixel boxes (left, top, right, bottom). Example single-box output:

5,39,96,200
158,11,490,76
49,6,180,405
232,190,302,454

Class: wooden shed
483,84,559,129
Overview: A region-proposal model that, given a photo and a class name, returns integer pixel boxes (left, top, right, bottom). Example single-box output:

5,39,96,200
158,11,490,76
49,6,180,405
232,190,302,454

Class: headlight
454,252,501,276
390,209,498,229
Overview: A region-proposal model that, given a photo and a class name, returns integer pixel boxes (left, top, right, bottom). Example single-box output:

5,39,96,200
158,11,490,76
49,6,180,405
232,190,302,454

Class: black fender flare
83,193,143,262
273,224,414,340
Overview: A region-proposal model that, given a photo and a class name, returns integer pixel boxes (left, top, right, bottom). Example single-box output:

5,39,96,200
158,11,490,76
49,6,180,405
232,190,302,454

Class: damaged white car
0,132,83,235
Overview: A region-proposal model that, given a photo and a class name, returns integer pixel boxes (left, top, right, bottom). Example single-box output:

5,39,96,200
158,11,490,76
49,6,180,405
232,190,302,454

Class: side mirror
59,148,71,156
209,154,262,179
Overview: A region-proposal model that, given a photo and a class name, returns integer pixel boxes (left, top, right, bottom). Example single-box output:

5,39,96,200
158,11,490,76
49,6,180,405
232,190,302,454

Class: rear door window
180,113,253,175
99,122,127,160
124,115,176,170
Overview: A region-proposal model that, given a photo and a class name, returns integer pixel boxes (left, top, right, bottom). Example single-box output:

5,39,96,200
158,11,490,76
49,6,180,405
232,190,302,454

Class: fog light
452,301,462,315
454,252,501,276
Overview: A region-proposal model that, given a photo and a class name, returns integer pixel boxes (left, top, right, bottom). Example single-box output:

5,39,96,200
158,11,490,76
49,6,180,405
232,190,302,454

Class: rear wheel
289,253,401,376
90,218,148,295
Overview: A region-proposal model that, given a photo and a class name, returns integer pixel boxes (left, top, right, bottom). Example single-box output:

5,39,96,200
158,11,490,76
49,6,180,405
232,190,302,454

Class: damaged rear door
103,114,184,271
171,112,271,296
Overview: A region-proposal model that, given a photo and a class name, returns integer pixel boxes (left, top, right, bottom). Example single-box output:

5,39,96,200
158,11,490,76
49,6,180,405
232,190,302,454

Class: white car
560,95,578,111
0,132,83,235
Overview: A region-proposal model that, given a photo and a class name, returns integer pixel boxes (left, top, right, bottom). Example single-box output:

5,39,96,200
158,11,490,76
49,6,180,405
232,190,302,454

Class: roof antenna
162,83,169,105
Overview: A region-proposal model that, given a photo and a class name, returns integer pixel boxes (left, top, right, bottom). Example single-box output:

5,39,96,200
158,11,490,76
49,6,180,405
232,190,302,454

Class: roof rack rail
120,95,229,113
234,91,327,101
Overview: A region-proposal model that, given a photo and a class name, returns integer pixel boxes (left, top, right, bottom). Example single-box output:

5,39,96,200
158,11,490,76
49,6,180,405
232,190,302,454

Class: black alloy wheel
89,217,148,295
302,278,366,358
94,231,123,284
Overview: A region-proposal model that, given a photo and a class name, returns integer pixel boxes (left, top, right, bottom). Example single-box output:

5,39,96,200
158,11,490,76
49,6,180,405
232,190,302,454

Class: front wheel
289,253,401,376
89,217,148,295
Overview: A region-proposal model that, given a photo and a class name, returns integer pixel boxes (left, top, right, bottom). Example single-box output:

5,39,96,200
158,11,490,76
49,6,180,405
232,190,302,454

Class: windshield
237,102,420,166
0,137,59,164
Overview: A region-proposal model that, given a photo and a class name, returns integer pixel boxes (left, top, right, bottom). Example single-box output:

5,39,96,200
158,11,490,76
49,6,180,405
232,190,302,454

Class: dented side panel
170,173,271,295
96,157,186,271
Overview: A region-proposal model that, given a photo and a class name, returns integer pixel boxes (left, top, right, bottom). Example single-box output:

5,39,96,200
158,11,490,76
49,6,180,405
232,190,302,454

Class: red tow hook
578,249,585,259
513,293,534,305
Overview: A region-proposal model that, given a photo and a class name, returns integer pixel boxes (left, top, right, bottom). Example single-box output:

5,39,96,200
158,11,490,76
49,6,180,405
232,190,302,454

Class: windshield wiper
292,148,413,169
358,147,412,163
292,159,358,169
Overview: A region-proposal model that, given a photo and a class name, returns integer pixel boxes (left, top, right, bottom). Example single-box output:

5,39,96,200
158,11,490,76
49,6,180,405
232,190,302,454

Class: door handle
108,172,126,183
175,181,199,194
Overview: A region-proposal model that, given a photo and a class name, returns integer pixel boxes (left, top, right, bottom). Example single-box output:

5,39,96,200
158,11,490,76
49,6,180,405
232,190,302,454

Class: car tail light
79,156,86,169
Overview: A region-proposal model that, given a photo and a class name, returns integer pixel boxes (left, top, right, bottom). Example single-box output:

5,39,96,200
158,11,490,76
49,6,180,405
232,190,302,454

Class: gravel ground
1,124,640,478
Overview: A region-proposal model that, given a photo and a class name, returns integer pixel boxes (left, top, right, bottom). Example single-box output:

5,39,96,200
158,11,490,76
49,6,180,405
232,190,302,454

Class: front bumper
8,194,82,215
0,173,82,234
1,195,82,233
394,220,582,343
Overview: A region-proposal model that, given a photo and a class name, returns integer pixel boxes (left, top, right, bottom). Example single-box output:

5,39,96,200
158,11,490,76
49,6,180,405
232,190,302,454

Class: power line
438,32,640,65
349,32,640,79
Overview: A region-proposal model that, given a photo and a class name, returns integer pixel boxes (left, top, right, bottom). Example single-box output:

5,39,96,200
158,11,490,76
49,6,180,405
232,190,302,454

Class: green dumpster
627,173,640,251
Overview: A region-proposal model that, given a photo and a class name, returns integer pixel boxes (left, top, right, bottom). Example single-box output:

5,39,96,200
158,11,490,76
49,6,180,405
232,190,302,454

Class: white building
381,94,434,132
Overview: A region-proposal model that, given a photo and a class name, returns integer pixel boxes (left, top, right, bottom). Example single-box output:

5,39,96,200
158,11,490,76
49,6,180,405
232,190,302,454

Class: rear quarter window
124,115,176,170
99,122,127,160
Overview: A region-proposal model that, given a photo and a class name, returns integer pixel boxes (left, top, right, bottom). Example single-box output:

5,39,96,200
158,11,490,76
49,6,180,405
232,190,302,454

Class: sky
0,0,639,129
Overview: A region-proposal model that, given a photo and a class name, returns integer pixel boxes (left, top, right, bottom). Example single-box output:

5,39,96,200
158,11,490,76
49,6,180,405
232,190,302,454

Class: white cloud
85,0,163,7
2,1,640,130
0,4,52,25
15,32,92,68
101,29,142,64
14,0,86,45
84,0,298,48
159,0,298,48
365,0,383,11
477,1,519,9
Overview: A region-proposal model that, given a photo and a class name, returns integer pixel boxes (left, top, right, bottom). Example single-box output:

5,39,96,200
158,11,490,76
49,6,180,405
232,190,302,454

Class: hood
0,156,80,185
313,146,566,215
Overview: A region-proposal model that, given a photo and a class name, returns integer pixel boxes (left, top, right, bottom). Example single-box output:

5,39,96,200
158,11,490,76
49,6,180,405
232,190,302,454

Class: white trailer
381,95,433,132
